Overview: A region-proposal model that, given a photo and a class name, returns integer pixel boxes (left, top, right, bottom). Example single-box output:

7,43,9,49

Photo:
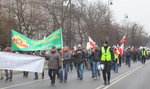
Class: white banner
0,52,44,73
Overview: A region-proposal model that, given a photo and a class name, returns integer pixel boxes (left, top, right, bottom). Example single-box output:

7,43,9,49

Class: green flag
11,28,63,51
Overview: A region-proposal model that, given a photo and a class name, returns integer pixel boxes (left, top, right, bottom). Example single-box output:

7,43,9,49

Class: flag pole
61,28,64,77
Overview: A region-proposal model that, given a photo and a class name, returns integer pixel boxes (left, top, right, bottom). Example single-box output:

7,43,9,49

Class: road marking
102,65,142,89
95,65,143,89
0,78,49,89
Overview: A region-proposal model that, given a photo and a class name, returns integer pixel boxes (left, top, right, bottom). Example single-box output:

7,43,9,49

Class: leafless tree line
0,0,149,48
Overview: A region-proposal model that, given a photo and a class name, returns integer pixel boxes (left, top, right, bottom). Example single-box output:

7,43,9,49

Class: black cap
104,41,108,44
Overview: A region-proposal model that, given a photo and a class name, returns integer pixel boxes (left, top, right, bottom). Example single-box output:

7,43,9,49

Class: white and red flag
119,43,124,57
119,36,127,44
88,36,95,47
73,45,77,51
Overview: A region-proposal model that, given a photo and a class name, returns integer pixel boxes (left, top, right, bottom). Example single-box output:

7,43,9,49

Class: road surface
0,61,149,89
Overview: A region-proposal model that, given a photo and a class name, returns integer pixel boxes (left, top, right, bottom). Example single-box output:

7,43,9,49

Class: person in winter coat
100,41,114,85
74,45,85,80
92,48,101,80
59,46,72,83
46,46,62,86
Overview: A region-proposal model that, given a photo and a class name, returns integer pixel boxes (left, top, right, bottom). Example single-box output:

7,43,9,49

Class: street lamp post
106,0,113,42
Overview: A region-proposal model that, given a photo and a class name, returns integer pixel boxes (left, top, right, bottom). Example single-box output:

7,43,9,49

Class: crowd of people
0,41,149,86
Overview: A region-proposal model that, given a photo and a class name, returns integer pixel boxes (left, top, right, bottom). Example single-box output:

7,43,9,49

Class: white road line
95,65,143,89
102,65,143,89
1,78,49,89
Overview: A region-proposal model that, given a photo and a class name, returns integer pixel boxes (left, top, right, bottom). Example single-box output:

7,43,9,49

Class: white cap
78,44,82,47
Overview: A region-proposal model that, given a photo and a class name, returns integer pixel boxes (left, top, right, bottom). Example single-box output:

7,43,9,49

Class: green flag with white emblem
11,28,63,51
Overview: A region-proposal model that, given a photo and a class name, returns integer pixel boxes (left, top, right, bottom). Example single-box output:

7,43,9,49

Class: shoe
0,77,4,80
80,78,83,80
104,82,107,85
42,76,44,79
93,77,98,80
9,78,12,81
51,83,55,86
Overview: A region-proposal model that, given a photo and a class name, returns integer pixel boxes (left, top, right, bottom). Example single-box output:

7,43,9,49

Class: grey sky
88,0,150,34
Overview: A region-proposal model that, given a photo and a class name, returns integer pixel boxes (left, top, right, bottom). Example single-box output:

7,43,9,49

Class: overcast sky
88,0,150,34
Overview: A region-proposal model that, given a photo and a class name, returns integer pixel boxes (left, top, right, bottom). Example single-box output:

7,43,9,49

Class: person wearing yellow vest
113,49,119,73
100,41,114,85
141,48,147,64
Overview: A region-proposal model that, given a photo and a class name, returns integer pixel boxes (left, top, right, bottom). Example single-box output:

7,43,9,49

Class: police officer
100,41,114,85
141,48,147,64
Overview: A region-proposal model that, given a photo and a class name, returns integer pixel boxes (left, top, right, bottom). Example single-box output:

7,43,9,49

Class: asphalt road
0,61,149,89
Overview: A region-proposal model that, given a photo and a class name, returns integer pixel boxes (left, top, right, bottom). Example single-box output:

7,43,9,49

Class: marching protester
92,47,101,80
46,46,62,86
33,51,45,80
0,48,4,80
5,46,13,81
59,46,72,83
86,48,94,78
132,50,138,63
100,41,114,85
137,49,141,61
69,49,74,71
0,70,4,80
141,48,147,64
125,48,132,68
113,49,119,73
74,45,85,80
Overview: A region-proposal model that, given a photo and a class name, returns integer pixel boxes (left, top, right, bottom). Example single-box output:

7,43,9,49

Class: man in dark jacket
100,41,114,85
59,46,71,83
46,46,62,86
125,48,132,68
74,45,85,80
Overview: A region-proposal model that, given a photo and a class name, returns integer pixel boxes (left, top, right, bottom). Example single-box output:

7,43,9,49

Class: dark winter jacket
46,51,62,69
93,50,100,62
74,49,85,64
63,50,72,65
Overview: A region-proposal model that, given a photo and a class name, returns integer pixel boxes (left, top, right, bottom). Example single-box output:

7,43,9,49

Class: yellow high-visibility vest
114,54,119,61
101,46,112,61
142,50,146,56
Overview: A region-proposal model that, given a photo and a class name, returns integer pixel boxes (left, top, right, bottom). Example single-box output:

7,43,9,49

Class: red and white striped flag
119,36,127,44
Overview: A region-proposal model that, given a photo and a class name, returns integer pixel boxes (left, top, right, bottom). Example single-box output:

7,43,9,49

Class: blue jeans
59,63,70,81
69,61,73,71
93,61,100,77
89,59,94,77
114,62,118,73
126,57,131,68
76,63,84,78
